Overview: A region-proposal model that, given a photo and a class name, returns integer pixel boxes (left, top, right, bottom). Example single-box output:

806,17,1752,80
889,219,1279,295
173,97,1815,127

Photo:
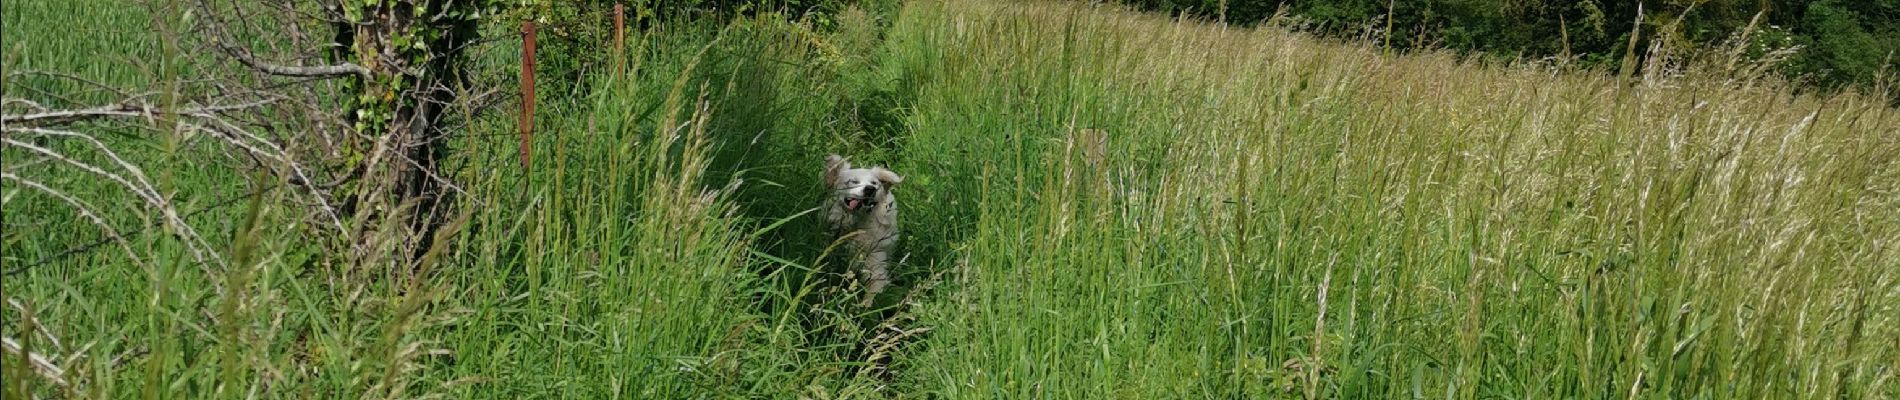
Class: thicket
1120,0,1897,96
525,0,901,96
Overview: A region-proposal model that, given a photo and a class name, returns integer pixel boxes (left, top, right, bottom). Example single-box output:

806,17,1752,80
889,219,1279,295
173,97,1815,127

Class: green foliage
885,2,1899,397
6,0,1898,398
0,0,173,107
520,0,901,98
1112,0,1898,96
1793,0,1900,90
335,0,487,137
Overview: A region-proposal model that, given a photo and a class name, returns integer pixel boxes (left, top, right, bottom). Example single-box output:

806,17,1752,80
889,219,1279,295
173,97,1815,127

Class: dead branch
0,98,276,127
6,299,65,352
0,176,280,276
2,92,350,237
186,118,349,233
6,117,349,239
2,337,73,391
1,137,223,270
195,0,368,79
222,46,371,78
5,70,138,99
0,172,149,273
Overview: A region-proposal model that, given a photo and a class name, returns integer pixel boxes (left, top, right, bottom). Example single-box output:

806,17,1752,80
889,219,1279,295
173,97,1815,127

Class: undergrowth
5,0,1896,398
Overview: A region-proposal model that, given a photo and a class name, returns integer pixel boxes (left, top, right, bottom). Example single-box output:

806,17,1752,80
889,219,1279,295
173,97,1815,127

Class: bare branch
4,178,272,276
6,70,138,99
7,299,66,352
1,136,223,270
185,119,349,235
2,97,51,113
1,336,73,391
397,144,476,205
2,103,149,126
0,172,149,274
4,99,350,237
222,46,371,78
196,0,368,79
0,98,276,127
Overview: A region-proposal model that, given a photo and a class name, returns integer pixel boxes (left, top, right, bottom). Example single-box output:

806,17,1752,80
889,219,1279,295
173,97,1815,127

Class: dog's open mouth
844,197,877,211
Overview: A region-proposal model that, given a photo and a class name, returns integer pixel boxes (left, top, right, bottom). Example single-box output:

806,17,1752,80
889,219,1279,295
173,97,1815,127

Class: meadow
4,0,1897,398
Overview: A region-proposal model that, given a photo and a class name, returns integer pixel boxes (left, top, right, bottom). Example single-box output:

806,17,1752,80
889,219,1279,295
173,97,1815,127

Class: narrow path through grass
4,0,1895,398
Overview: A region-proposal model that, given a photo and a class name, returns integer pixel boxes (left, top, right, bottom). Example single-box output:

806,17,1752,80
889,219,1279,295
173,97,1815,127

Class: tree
321,0,486,260
2,0,507,277
203,0,494,263
1109,0,1896,97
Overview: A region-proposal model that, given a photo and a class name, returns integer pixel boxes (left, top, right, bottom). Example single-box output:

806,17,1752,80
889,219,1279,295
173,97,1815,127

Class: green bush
1109,0,1897,97
523,0,897,98
1795,0,1899,91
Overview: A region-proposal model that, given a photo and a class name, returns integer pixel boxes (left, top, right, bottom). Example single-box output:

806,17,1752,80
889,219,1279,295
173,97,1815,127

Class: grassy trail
878,1,1897,397
4,0,1897,398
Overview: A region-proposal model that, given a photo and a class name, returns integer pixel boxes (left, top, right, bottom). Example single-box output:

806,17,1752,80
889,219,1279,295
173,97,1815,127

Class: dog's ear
874,168,903,188
824,154,849,186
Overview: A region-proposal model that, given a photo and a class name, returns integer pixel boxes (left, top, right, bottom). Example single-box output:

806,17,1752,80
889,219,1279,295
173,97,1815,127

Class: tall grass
4,2,345,397
7,7,897,396
2,0,174,105
886,1,1899,397
5,0,1896,398
421,20,899,395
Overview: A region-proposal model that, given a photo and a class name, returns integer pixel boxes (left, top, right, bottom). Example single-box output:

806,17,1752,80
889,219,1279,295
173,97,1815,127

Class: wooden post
613,3,626,77
519,20,537,169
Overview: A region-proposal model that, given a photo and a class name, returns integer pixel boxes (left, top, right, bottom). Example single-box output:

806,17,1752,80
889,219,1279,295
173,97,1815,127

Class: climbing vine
326,0,501,258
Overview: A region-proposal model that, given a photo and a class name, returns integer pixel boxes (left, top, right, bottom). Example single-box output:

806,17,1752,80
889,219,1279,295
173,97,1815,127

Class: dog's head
824,154,902,213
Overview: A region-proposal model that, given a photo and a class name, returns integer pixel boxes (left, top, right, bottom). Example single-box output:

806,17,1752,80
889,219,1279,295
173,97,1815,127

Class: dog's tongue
846,198,861,210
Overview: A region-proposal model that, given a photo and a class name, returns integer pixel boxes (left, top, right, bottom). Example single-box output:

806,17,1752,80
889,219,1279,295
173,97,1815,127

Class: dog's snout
864,186,879,196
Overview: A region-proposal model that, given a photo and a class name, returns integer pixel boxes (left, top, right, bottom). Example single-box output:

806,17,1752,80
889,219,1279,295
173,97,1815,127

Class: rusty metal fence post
518,20,537,169
614,3,626,77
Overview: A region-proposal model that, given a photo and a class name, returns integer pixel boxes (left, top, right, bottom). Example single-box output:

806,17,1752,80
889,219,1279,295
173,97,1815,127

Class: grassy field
5,0,1897,398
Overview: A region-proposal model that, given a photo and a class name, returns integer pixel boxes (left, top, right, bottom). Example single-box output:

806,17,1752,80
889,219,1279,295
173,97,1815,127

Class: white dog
823,154,902,297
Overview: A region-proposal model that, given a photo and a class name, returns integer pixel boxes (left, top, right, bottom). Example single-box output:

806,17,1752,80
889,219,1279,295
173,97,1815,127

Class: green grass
5,0,1898,398
3,0,173,104
884,2,1898,397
